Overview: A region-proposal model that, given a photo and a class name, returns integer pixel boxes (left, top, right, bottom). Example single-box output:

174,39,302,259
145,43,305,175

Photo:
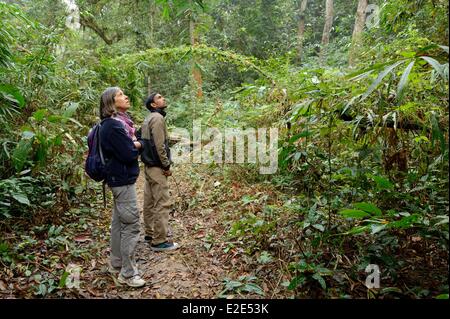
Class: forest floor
0,164,447,299
0,164,293,298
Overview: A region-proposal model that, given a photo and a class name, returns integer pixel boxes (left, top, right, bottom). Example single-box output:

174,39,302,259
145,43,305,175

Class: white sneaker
117,274,146,288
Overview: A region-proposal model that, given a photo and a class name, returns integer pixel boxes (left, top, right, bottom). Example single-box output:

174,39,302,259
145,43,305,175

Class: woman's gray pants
110,184,140,278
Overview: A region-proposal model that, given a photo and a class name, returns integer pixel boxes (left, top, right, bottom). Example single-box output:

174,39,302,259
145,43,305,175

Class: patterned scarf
114,112,136,139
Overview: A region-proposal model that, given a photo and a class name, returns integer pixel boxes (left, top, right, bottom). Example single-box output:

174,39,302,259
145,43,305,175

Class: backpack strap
98,119,107,209
102,180,106,209
97,121,106,166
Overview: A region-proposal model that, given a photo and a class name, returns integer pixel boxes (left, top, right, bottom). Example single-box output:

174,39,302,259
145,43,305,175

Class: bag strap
97,122,106,166
98,119,107,209
102,180,106,209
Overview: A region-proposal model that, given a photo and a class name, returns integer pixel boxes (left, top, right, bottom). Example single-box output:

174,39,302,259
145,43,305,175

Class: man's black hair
145,93,158,111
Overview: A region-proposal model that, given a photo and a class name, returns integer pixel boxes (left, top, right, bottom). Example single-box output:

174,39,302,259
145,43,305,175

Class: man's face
152,93,166,109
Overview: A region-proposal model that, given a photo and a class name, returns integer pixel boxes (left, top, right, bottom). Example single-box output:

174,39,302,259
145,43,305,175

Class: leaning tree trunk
319,0,334,64
349,0,368,67
189,9,203,100
297,0,308,62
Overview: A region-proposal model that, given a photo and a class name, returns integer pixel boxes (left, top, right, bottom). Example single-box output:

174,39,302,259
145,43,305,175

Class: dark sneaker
150,241,179,252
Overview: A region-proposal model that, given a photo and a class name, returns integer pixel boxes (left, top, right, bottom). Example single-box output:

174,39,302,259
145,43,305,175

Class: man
140,93,179,251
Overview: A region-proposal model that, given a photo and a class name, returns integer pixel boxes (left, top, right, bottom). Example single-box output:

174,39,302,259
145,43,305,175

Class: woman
99,87,145,288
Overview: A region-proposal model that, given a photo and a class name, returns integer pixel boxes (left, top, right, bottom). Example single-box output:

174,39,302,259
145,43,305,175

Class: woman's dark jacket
99,118,139,187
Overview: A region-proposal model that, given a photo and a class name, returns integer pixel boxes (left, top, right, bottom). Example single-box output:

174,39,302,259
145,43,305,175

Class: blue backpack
85,121,107,182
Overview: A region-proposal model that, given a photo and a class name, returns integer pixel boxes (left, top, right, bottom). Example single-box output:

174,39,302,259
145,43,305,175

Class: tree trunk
149,0,155,45
146,75,152,95
297,0,308,62
320,0,334,64
349,0,368,67
189,7,203,99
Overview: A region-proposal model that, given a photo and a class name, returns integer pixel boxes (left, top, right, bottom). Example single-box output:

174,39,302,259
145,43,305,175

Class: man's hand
162,169,172,176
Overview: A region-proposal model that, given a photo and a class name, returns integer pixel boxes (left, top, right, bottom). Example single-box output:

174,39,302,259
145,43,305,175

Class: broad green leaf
438,45,449,54
289,131,312,143
421,56,447,81
338,209,370,219
371,175,394,190
346,225,370,235
312,224,325,232
349,70,374,81
387,214,419,229
242,283,264,295
289,99,314,121
0,84,25,107
380,287,403,294
370,224,387,234
353,202,382,216
288,275,306,290
346,60,395,79
32,109,47,122
12,138,33,172
399,51,416,58
48,115,62,123
430,112,446,152
360,60,406,101
225,280,243,289
312,273,327,290
12,193,30,205
397,61,415,101
21,131,35,139
62,102,79,118
59,271,69,288
257,251,273,264
433,215,449,227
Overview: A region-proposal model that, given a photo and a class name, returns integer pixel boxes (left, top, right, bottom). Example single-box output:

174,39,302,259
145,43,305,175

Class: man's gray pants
110,184,140,278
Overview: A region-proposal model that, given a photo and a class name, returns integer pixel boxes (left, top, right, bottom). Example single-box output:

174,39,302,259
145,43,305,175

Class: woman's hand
133,141,142,149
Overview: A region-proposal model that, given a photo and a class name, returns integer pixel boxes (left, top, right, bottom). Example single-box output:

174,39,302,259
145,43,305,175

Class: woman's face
114,89,130,112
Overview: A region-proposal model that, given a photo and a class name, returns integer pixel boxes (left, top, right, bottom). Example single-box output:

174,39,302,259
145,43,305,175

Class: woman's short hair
100,87,120,119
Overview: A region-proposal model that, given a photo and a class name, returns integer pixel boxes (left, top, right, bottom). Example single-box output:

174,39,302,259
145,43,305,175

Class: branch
79,13,120,45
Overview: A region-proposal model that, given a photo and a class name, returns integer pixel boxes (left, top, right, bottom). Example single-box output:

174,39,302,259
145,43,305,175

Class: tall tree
320,0,334,64
188,0,203,99
156,0,205,99
297,0,308,62
349,0,368,67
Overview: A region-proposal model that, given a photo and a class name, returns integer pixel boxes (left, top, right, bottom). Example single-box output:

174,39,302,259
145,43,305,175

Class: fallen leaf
0,280,6,291
86,286,100,297
74,235,92,243
195,232,205,238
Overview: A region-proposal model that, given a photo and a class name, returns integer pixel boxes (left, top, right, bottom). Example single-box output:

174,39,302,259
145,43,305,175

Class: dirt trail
108,166,227,298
